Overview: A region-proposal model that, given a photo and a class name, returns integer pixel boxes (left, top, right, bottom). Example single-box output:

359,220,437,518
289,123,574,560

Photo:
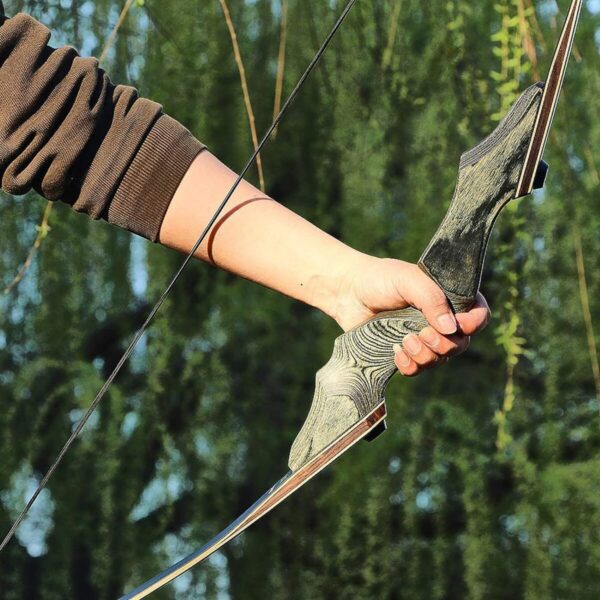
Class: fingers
394,334,445,377
394,329,466,377
419,327,468,358
393,293,491,378
400,266,458,335
455,292,491,335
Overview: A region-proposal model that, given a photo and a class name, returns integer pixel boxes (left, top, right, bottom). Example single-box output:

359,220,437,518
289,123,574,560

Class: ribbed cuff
109,114,206,242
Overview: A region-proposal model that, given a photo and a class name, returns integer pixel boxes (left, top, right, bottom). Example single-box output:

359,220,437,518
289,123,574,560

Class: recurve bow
0,0,583,597
121,1,583,597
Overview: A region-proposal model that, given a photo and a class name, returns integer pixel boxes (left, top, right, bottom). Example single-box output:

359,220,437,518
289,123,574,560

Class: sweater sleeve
0,8,206,242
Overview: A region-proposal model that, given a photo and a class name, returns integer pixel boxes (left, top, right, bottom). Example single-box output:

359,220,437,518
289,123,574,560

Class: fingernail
437,313,457,334
397,350,411,367
421,329,440,348
404,335,422,355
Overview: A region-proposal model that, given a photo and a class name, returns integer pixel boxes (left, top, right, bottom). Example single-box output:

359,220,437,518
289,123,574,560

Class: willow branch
494,2,528,449
382,0,402,70
272,0,288,139
572,223,600,401
99,0,136,63
4,202,53,295
4,0,137,296
584,144,600,186
219,0,266,192
522,0,546,52
575,146,600,401
517,0,540,79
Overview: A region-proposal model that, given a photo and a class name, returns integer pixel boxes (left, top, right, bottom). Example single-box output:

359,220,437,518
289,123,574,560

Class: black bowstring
0,0,359,554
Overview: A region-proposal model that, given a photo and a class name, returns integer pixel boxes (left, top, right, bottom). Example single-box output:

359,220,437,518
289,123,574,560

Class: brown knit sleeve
0,10,206,242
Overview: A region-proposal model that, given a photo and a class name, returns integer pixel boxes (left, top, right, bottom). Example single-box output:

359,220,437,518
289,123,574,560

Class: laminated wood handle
419,83,546,310
289,84,547,471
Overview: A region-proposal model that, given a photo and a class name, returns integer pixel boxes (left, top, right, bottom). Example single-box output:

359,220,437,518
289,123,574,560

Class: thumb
401,268,457,335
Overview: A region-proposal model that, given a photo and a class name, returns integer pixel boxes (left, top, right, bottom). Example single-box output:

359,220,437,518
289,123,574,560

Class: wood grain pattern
289,84,545,471
289,307,426,469
418,83,543,304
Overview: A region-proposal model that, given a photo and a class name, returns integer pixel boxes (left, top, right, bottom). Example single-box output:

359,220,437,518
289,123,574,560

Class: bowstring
0,0,359,554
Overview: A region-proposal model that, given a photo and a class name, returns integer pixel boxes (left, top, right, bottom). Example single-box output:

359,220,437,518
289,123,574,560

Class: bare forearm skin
159,150,491,379
160,150,369,320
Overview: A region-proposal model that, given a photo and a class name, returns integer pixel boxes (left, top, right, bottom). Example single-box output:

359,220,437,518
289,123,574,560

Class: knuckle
438,338,460,356
428,290,448,310
415,349,438,367
415,278,446,311
403,362,420,378
410,346,429,365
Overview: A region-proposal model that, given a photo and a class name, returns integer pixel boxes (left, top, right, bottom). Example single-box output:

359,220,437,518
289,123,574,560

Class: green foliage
490,0,533,452
0,0,599,599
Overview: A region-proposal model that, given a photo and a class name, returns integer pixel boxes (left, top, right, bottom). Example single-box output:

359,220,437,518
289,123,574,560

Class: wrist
305,248,375,327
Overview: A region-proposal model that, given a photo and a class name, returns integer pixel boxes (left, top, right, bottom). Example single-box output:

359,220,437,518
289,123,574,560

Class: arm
0,9,488,375
160,150,365,322
160,151,491,376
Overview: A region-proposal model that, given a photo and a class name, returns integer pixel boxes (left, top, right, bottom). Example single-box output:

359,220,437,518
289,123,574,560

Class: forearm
0,5,488,378
160,151,369,318
0,7,365,317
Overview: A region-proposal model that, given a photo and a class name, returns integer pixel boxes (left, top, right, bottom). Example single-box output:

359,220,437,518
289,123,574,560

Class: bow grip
288,305,429,470
288,84,546,472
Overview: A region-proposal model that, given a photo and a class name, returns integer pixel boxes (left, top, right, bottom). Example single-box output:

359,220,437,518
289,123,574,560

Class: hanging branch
382,0,403,70
575,145,600,401
522,0,546,53
493,0,530,451
272,0,288,139
4,0,138,296
517,0,540,79
3,202,53,295
573,222,600,401
219,0,266,192
99,0,137,64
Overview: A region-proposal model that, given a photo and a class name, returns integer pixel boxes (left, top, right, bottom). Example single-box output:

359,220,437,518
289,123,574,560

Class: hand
331,257,491,377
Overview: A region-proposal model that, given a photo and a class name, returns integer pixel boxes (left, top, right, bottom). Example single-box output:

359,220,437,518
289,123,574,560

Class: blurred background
1,0,599,598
